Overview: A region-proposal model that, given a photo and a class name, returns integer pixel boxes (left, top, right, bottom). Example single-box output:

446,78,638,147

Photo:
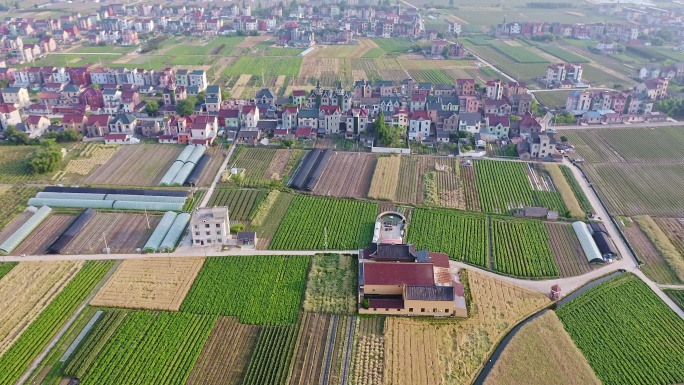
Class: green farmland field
223,57,302,77
493,44,550,63
76,311,216,385
408,208,488,267
537,46,589,63
557,274,684,385
181,256,309,324
372,38,414,54
270,196,377,250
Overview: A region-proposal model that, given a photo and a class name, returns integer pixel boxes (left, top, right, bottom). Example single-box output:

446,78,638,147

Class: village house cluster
0,60,561,155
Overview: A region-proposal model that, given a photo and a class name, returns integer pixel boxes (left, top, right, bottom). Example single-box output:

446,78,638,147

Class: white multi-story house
408,110,431,141
191,207,230,246
188,69,207,91
241,105,259,128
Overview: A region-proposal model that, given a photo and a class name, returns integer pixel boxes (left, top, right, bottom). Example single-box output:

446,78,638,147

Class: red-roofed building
409,110,431,141
61,114,87,134
104,132,132,144
0,103,21,130
86,114,111,137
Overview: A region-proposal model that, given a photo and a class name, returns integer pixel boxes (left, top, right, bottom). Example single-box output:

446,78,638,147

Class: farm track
13,214,75,256
84,144,183,186
186,316,260,385
288,313,331,385
545,222,592,277
313,152,376,198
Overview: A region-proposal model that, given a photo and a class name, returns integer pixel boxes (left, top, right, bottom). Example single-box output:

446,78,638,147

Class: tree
4,125,31,145
510,115,522,122
281,138,294,148
560,135,568,142
144,100,159,117
530,99,542,116
230,223,245,233
176,97,197,116
195,91,206,105
27,147,62,174
92,83,100,90
0,79,9,88
221,88,231,100
46,129,82,142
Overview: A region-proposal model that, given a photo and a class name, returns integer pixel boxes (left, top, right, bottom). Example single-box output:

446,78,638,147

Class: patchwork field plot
664,289,684,310
396,156,430,205
207,188,267,221
12,214,74,255
312,152,376,198
241,323,298,385
493,44,550,63
408,208,488,267
0,187,42,230
228,147,277,187
584,163,684,216
186,316,260,385
288,312,332,385
368,155,401,201
474,160,567,214
619,217,681,284
196,144,227,186
270,196,377,250
386,271,550,385
91,258,205,311
0,146,43,183
491,218,559,278
350,317,384,385
484,311,600,385
74,311,216,385
461,164,481,211
557,274,684,385
433,157,464,209
546,164,584,218
633,215,684,282
559,165,593,214
181,255,309,324
62,143,119,178
545,223,592,277
0,261,83,356
62,212,159,254
0,261,112,385
85,144,183,186
371,38,414,55
536,45,589,63
304,254,357,314
223,57,302,77
653,217,684,258
249,191,295,249
264,149,303,182
531,90,572,108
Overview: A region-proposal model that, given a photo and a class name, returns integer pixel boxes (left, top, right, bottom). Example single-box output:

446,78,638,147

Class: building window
194,225,199,229
205,224,210,228
421,308,425,313
409,308,413,312
205,231,210,235
433,309,437,313
195,232,199,236
207,240,211,244
445,309,450,313
216,231,221,235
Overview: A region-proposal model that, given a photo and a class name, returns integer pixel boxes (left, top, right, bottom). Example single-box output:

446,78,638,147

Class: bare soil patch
85,144,183,186
62,212,159,254
312,152,376,198
13,214,75,256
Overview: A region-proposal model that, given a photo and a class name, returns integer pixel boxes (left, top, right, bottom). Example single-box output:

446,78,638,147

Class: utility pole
102,231,109,254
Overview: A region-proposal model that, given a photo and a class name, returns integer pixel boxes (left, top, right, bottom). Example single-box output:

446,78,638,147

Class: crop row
241,324,298,385
270,196,377,250
181,255,309,324
559,166,593,213
491,218,559,278
223,57,302,77
0,261,113,385
474,160,567,214
207,188,267,221
77,311,216,385
493,45,550,63
229,147,277,187
63,310,129,379
371,38,414,54
557,274,684,385
408,208,489,267
537,46,589,63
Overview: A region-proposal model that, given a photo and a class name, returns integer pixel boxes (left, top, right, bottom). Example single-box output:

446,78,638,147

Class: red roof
410,110,430,120
292,90,306,97
283,106,299,114
26,115,46,125
0,104,16,113
456,79,475,85
295,127,315,136
218,108,239,118
363,262,434,286
87,114,110,126
320,105,340,114
428,252,450,268
105,133,129,140
242,105,256,114
62,114,86,124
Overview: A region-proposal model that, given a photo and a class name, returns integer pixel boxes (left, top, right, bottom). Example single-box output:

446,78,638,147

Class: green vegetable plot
78,311,216,385
557,274,684,385
270,196,377,250
241,324,298,385
408,208,488,267
181,256,309,324
0,261,113,385
491,218,559,278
